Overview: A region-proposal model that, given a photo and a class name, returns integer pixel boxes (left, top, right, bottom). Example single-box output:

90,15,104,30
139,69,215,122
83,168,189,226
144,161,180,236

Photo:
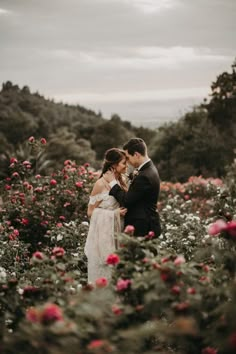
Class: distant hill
1,57,235,182
0,81,156,177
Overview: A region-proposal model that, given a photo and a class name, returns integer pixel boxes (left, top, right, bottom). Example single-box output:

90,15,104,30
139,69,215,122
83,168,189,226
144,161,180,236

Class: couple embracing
85,138,161,283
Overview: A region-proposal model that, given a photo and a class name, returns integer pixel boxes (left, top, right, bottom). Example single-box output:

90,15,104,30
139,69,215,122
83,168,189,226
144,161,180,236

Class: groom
106,138,161,237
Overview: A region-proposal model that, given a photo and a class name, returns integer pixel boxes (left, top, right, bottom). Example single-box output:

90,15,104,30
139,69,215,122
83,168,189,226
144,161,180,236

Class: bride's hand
119,207,127,216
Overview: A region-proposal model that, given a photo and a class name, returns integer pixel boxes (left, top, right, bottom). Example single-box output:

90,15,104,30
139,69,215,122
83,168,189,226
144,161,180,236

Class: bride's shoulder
90,178,105,196
89,178,109,205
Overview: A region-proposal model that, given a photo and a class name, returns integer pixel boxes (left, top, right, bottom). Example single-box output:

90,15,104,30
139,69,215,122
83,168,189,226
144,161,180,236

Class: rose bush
0,146,236,353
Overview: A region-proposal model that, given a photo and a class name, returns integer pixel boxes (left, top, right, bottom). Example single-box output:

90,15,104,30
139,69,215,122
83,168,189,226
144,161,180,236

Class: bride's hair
100,148,127,190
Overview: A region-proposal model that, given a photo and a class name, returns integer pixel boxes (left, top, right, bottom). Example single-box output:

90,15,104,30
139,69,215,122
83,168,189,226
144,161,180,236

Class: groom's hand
119,207,127,216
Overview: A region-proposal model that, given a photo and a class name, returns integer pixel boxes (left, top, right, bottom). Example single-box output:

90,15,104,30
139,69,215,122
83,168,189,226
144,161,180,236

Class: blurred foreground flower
106,253,120,265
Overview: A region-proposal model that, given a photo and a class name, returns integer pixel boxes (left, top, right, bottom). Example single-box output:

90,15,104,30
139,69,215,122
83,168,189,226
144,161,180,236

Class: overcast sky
0,0,235,126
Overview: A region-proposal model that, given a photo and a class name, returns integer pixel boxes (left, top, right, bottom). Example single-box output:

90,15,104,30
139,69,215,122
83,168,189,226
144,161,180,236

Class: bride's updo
101,148,126,175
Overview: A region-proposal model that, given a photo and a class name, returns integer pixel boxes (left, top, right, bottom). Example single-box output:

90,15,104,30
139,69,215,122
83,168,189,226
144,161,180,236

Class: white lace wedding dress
84,191,122,284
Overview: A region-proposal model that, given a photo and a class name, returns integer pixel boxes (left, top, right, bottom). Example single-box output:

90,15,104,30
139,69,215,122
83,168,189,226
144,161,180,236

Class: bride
84,148,128,284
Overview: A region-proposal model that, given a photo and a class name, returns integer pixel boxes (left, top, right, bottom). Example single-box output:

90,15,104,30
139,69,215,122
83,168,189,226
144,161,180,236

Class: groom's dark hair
123,138,147,156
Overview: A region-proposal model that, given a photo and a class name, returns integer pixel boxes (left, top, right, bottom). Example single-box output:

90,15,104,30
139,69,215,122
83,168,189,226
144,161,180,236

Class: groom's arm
109,175,151,207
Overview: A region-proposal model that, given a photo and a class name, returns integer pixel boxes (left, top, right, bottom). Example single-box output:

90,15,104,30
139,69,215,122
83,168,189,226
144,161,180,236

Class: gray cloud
0,0,235,124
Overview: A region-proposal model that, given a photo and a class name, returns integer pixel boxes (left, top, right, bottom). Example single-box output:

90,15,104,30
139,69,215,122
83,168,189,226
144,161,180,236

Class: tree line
0,60,235,181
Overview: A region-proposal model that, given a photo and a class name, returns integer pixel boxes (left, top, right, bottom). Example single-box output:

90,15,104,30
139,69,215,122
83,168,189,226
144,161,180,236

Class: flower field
0,148,236,354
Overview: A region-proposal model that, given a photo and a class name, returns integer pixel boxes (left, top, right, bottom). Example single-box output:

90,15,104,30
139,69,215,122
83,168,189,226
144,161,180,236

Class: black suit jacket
109,160,161,236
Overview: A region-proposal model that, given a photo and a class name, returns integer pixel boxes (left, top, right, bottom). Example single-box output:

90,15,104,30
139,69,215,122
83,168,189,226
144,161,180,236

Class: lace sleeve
88,193,107,205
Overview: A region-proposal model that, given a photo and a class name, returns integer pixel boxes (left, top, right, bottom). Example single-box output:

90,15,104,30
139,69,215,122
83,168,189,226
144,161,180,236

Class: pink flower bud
10,157,18,164
124,225,135,235
12,172,19,178
28,136,35,143
145,230,155,239
40,138,47,145
23,160,31,166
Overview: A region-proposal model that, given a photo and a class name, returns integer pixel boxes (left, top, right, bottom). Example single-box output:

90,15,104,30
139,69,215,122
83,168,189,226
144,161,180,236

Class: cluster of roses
208,219,236,239
26,303,63,324
31,246,65,262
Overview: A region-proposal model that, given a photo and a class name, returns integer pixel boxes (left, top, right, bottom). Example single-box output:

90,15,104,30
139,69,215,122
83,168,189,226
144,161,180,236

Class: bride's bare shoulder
90,178,105,196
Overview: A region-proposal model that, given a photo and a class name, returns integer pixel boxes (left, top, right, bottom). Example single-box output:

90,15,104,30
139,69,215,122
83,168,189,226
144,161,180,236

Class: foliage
0,158,236,353
0,148,94,249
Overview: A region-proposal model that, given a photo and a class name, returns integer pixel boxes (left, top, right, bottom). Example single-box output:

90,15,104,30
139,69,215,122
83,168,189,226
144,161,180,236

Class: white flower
81,221,89,226
57,234,63,241
71,253,79,257
0,267,7,281
188,235,196,241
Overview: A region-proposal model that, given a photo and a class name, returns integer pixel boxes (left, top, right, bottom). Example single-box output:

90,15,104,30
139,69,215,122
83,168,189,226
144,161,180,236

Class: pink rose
116,278,132,291
28,136,35,143
26,307,40,323
50,179,57,186
12,172,19,178
41,303,63,324
225,220,236,237
124,225,135,235
75,181,83,188
32,251,44,260
87,340,105,350
40,138,47,145
106,253,120,265
95,277,108,288
174,256,186,266
145,231,155,239
171,285,181,294
208,219,227,236
187,287,196,295
64,160,72,166
21,218,29,225
112,305,123,315
10,157,18,164
52,247,65,257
